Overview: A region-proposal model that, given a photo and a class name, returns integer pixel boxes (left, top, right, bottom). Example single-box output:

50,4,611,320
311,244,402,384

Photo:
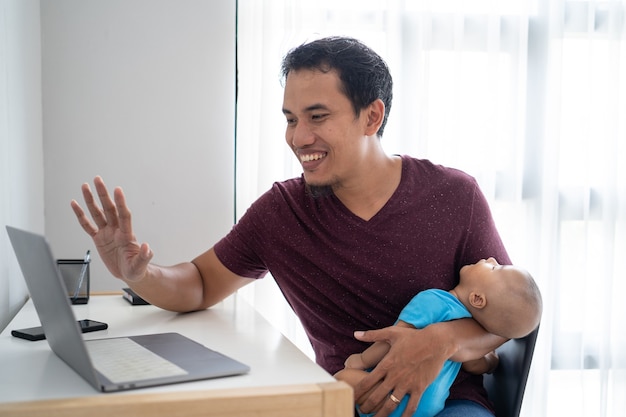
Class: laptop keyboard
85,337,188,383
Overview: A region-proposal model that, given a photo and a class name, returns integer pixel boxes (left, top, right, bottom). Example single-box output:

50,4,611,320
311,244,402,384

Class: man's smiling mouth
300,152,327,163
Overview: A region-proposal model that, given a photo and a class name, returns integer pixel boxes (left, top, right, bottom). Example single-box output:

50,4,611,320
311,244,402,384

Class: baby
334,257,543,417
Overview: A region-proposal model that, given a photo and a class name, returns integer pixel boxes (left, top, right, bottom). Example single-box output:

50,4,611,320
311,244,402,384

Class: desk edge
0,380,353,417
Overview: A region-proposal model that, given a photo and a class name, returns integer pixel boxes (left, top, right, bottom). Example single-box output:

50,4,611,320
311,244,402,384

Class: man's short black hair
281,36,393,137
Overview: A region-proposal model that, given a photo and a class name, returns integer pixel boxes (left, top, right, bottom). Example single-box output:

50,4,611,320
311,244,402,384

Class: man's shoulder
264,175,303,190
401,155,475,180
254,176,306,203
399,155,478,193
247,175,319,217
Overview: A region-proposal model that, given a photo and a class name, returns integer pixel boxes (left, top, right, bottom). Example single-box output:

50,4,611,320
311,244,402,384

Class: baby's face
459,258,504,288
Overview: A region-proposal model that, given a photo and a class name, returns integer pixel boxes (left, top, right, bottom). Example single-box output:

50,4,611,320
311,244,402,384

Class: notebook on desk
6,225,250,392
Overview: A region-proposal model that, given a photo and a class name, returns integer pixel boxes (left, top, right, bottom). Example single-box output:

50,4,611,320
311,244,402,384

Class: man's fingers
114,187,134,236
81,182,108,229
354,330,375,341
125,242,153,281
139,242,153,263
354,327,396,344
70,199,98,236
356,366,398,415
94,176,119,228
401,392,421,417
361,390,404,417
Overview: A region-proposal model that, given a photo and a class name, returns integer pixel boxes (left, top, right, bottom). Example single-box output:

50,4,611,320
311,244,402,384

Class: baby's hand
462,351,500,375
344,353,368,369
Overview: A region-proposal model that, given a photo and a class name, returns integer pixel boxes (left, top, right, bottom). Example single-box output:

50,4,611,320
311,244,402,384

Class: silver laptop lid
6,226,101,388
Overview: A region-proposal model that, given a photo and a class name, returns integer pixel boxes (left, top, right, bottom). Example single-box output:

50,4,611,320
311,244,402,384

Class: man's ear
469,292,487,310
364,99,385,136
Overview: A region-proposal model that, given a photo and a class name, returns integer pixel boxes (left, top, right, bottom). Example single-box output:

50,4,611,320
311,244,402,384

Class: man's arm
71,176,253,312
352,318,506,417
122,249,254,312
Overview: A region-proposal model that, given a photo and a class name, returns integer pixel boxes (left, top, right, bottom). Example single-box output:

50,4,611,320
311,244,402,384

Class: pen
72,250,90,302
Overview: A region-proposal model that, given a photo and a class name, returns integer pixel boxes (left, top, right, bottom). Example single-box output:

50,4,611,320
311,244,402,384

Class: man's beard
305,183,334,198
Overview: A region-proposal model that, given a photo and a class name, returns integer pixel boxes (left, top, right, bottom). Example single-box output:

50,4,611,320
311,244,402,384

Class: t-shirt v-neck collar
328,156,406,224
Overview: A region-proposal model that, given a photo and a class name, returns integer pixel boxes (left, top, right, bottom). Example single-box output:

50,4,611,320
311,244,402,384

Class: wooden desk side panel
0,381,353,417
321,381,354,417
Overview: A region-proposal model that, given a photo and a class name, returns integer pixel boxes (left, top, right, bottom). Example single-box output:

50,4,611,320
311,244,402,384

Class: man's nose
291,121,315,148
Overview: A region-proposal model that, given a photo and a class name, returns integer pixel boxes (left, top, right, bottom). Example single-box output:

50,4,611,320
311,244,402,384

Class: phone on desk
11,319,108,341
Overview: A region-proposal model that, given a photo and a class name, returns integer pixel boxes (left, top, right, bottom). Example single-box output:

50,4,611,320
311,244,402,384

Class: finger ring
389,393,401,404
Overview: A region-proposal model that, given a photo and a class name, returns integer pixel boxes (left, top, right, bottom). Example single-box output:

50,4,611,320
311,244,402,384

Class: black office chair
483,326,539,417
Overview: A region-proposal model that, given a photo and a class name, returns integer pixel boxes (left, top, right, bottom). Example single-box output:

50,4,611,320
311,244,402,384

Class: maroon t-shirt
214,155,510,411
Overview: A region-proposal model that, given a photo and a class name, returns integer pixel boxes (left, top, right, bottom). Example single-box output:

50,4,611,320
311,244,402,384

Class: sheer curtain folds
236,1,626,416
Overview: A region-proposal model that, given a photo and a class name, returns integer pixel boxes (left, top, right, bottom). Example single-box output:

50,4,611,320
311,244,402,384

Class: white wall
1,0,235,331
41,0,236,291
0,0,44,332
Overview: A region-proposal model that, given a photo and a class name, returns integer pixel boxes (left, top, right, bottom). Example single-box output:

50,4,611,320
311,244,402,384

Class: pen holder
57,259,90,304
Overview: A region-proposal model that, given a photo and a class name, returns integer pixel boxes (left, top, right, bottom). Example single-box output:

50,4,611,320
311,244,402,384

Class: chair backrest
483,326,539,417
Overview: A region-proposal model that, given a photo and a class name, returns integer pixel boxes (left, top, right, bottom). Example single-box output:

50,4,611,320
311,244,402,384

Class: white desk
0,294,352,417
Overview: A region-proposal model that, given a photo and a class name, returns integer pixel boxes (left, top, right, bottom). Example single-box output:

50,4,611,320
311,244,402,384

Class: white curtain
236,1,626,416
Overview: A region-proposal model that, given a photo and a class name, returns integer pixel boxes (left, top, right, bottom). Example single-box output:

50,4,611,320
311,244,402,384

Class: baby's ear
469,292,487,309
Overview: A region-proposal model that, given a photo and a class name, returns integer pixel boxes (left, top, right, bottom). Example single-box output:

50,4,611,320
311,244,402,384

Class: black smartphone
11,319,108,341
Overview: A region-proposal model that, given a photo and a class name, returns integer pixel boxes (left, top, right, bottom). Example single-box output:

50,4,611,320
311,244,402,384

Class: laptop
6,225,250,392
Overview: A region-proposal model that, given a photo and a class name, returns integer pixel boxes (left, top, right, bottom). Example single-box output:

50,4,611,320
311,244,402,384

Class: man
72,37,513,417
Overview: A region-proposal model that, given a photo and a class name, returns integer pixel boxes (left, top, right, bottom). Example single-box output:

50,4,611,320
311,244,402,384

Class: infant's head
455,258,542,339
